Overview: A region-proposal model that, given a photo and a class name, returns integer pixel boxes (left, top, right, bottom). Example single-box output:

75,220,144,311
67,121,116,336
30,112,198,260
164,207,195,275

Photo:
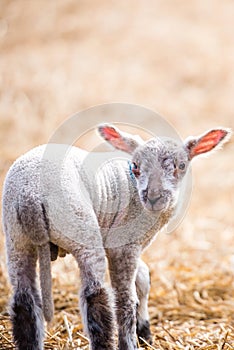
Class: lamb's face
131,138,189,212
98,123,231,212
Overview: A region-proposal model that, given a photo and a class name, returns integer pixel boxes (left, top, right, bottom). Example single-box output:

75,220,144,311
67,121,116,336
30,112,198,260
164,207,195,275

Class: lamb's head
98,124,231,213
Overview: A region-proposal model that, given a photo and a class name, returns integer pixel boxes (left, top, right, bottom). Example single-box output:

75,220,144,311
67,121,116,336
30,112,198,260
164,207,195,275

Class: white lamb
2,123,231,350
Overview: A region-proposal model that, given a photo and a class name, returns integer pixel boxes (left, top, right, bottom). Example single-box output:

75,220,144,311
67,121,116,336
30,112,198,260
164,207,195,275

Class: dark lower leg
75,247,116,350
7,244,44,350
107,246,141,350
115,291,137,350
80,281,115,350
11,287,44,350
135,259,152,344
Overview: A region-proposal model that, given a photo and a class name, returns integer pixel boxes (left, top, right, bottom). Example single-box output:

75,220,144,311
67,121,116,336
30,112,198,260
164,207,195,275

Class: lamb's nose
148,195,161,206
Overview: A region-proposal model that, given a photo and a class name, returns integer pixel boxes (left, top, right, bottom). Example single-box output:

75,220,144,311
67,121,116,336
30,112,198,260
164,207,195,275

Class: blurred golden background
0,0,234,348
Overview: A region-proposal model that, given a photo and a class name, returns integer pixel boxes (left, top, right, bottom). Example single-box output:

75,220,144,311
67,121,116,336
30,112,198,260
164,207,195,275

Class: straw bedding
0,0,234,348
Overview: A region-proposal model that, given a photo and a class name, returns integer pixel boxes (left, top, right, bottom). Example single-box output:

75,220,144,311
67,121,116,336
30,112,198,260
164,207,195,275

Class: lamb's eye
131,162,140,177
163,157,171,168
179,162,186,170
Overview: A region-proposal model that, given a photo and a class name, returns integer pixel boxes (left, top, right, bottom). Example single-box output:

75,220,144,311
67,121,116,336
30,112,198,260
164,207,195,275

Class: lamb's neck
93,159,137,229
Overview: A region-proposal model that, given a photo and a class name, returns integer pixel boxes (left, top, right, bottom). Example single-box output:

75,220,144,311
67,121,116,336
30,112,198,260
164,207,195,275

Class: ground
0,0,234,349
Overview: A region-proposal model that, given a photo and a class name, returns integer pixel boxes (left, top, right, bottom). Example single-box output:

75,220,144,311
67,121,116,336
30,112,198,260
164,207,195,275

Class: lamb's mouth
143,201,167,212
140,189,171,212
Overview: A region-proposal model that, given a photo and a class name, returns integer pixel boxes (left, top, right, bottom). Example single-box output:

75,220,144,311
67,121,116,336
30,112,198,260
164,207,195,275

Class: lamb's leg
74,247,115,350
6,240,44,350
107,245,141,350
135,259,152,344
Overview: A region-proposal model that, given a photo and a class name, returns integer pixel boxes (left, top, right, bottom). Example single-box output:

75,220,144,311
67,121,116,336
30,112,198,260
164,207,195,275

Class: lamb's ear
185,127,232,159
98,124,143,154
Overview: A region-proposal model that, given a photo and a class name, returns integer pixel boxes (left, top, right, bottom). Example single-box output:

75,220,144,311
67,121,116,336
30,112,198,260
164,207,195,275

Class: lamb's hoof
137,320,153,345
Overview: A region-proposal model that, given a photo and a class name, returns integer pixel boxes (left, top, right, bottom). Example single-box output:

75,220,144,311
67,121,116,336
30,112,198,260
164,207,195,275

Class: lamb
2,123,231,350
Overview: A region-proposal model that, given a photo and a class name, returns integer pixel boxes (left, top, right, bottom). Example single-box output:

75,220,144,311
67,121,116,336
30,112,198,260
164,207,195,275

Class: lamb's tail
38,243,54,322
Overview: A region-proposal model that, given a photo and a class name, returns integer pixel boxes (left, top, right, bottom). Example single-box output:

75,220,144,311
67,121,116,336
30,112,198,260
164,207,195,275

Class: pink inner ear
100,125,128,152
191,129,227,157
101,126,120,141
